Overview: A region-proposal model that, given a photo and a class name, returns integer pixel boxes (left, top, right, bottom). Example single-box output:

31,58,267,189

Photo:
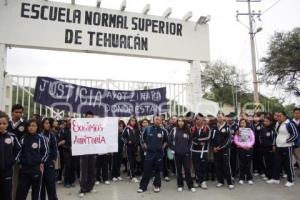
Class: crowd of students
0,104,300,199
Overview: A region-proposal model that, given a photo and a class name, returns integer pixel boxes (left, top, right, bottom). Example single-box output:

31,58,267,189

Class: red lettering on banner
73,135,106,144
72,120,104,132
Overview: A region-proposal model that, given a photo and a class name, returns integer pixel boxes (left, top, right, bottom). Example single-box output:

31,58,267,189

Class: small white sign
71,117,118,156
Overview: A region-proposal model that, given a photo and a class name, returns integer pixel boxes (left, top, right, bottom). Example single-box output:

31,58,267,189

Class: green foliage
261,27,300,96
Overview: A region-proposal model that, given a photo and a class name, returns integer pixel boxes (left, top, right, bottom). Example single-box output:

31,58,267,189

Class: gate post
0,44,7,111
187,60,202,112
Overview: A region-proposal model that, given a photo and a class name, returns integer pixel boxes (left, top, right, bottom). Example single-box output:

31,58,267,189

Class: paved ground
54,175,300,200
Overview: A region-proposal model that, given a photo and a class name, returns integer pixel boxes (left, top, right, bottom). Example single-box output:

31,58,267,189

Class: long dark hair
41,117,53,132
176,116,191,135
127,116,139,132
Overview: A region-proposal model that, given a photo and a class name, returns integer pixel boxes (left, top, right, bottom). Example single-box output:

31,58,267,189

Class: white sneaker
194,183,199,188
253,173,259,177
104,181,111,185
239,180,244,185
266,179,280,184
154,187,160,193
261,174,266,178
112,177,118,182
164,177,170,182
262,177,268,181
57,180,62,184
200,182,208,189
177,187,183,192
79,193,85,198
216,183,223,188
284,182,295,187
190,188,196,192
248,180,254,185
137,188,145,193
117,177,123,181
90,189,97,193
282,174,287,178
95,181,100,185
132,178,139,183
228,185,235,190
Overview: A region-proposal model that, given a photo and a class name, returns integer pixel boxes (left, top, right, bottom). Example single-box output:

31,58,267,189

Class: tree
202,61,248,109
261,27,300,96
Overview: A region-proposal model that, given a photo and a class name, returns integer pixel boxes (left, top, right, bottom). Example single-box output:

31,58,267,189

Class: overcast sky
6,0,300,105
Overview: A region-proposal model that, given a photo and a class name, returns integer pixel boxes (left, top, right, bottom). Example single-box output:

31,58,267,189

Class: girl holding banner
234,119,255,185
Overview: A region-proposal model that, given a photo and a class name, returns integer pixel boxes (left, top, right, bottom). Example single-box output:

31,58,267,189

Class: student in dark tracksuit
191,113,211,189
138,115,167,193
112,120,126,181
59,120,76,188
161,125,170,181
16,119,48,200
166,116,177,175
79,111,97,198
7,104,26,200
252,113,264,176
226,114,239,178
211,113,234,189
122,116,140,183
0,112,21,200
260,116,276,181
169,116,196,192
267,111,298,187
41,118,58,200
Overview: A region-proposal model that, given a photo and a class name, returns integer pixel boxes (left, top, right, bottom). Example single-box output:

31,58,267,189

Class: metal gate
7,75,189,119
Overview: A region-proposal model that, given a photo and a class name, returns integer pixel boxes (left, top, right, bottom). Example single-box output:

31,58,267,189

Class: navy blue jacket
122,126,140,147
291,119,300,147
260,126,276,147
18,133,48,167
7,119,26,141
142,125,168,153
169,127,192,155
211,123,231,150
0,131,21,171
191,125,211,152
41,131,58,167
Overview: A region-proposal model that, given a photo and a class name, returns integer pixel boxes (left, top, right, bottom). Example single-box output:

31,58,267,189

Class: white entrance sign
0,0,210,61
71,117,118,156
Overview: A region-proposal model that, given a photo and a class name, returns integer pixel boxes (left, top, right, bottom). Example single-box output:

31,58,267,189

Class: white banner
0,0,210,61
71,117,118,156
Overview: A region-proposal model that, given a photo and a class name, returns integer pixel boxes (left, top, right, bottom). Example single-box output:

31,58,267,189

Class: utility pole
236,0,261,104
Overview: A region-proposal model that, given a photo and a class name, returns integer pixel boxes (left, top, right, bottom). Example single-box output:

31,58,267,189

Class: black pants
237,148,253,181
63,150,76,186
57,149,64,181
273,147,294,182
15,166,42,200
0,168,13,200
41,165,58,200
162,148,169,178
253,145,264,174
230,146,238,177
96,154,109,182
192,151,208,184
261,146,274,179
80,155,96,193
139,151,163,190
214,148,233,185
175,153,193,189
112,152,122,178
126,145,137,179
